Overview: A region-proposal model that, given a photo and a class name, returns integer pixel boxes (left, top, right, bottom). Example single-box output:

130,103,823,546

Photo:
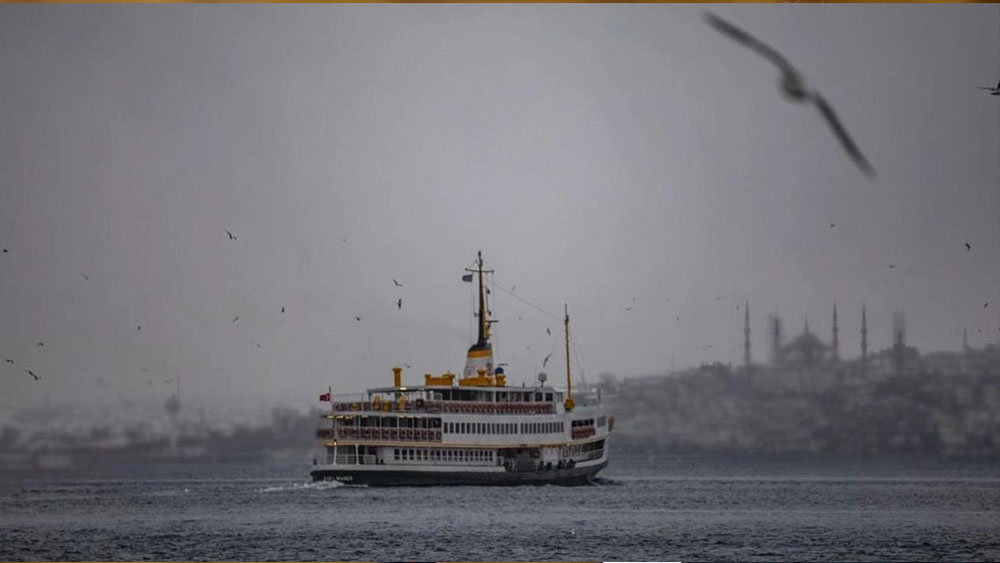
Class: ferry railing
333,427,443,442
330,399,555,415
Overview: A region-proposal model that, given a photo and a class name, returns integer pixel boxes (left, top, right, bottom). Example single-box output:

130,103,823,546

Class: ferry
311,252,612,486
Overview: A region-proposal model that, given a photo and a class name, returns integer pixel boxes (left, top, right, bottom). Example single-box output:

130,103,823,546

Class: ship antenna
564,303,574,411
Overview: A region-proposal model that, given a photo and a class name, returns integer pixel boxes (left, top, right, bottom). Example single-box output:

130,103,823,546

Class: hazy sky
1,5,998,414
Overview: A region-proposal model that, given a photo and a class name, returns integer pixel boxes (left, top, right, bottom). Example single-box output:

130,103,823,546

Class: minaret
861,304,868,375
743,300,751,370
832,303,840,362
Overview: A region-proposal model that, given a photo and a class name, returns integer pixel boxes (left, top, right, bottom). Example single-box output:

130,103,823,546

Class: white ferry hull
310,458,608,486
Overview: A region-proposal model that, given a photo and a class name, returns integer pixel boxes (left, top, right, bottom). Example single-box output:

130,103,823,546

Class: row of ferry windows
394,448,494,462
444,421,565,435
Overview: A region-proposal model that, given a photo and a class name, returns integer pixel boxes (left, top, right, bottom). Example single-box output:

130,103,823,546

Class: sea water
2,452,999,561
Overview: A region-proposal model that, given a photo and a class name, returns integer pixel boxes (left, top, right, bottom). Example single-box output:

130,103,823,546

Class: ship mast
564,303,574,412
476,251,487,346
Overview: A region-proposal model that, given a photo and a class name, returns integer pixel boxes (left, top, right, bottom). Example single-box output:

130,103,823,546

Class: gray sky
1,5,998,415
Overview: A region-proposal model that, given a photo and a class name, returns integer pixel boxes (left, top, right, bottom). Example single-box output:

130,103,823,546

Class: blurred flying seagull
705,12,875,178
979,81,1000,95
232,315,239,323
397,298,403,310
226,230,237,241
281,306,285,313
354,316,361,322
543,353,552,367
4,358,14,365
27,370,39,381
965,242,972,251
36,342,43,347
393,279,403,287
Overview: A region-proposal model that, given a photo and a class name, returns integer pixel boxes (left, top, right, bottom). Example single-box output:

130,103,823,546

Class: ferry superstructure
310,253,612,486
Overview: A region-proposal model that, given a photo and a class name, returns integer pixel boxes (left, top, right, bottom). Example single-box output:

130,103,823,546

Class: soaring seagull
979,81,1000,96
393,279,403,287
27,370,39,381
705,12,875,178
226,230,237,241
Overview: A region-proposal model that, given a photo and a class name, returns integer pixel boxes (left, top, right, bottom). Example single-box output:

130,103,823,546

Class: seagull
979,81,1000,96
393,279,403,287
27,370,39,381
888,264,896,269
232,316,239,323
397,298,403,310
2,248,7,253
82,273,89,280
36,342,43,347
226,230,237,241
281,306,285,313
705,12,875,178
625,307,634,312
830,223,836,228
965,242,972,252
546,328,551,335
510,285,516,292
4,358,13,365
543,353,552,367
141,368,149,372
354,316,361,322
985,302,989,308
403,363,412,369
137,326,141,331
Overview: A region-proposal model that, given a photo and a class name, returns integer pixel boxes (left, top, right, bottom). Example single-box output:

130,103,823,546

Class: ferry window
394,449,399,460
535,393,542,402
460,423,465,434
545,393,553,402
408,449,415,460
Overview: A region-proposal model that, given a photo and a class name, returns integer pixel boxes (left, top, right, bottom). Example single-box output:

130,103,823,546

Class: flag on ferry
319,392,331,402
461,273,473,282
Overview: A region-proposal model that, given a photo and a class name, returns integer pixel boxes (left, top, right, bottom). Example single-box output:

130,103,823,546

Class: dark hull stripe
310,460,608,486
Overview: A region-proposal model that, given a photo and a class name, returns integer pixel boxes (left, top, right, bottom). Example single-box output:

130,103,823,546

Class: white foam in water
257,480,346,493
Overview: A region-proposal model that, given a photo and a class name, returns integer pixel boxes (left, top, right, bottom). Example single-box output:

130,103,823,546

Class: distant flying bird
393,279,403,287
965,242,972,252
979,81,1000,95
226,230,237,241
354,316,361,322
27,370,39,381
985,302,990,308
36,342,43,347
403,363,411,369
82,273,89,280
888,264,895,269
397,298,403,310
510,285,516,292
543,353,552,367
625,307,634,312
704,12,875,178
137,326,141,331
281,306,285,313
830,223,836,228
2,248,7,253
546,328,552,335
4,358,13,365
232,316,239,323
256,343,261,348
715,297,721,301
141,367,149,372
